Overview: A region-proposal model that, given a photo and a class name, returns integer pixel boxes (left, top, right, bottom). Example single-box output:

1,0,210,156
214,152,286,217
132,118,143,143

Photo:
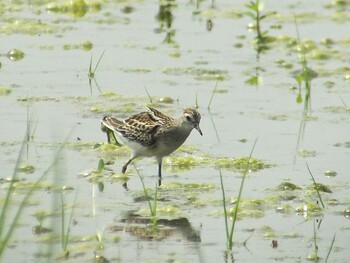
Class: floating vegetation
307,183,332,194
213,156,272,172
165,154,272,173
298,149,317,158
275,204,293,214
295,203,322,217
344,208,350,219
17,96,60,104
3,180,52,194
6,49,25,61
334,141,350,148
324,170,337,177
96,142,129,156
121,68,152,74
46,0,102,18
63,40,93,51
157,97,174,104
161,181,216,193
165,156,198,169
275,182,302,191
229,205,264,219
162,67,230,81
0,18,62,35
18,164,35,174
0,86,12,96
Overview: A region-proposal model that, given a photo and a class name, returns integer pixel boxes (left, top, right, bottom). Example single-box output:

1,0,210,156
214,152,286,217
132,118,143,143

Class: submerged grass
60,187,79,256
134,165,158,232
245,0,275,53
294,16,313,163
88,50,105,93
306,163,325,209
0,120,71,261
207,80,219,111
325,233,336,263
294,15,311,113
220,138,258,252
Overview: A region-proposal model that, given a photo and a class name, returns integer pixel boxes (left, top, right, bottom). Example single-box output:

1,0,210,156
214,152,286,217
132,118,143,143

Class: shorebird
101,106,202,182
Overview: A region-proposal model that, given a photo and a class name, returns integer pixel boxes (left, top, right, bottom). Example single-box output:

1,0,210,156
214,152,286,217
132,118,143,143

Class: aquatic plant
306,163,325,208
293,16,312,113
88,50,105,93
220,138,258,253
144,87,153,104
244,0,275,52
207,80,219,111
58,190,78,259
134,165,159,232
325,233,336,263
0,121,70,261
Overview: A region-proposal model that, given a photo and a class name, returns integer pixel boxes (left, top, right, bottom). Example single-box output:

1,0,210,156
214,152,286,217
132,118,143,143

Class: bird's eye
186,115,191,121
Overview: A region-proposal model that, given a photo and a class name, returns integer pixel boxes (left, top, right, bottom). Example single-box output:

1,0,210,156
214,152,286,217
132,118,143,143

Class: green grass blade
312,220,318,262
63,187,79,251
0,132,27,243
228,138,258,248
325,233,336,263
219,169,229,242
88,54,93,77
144,87,153,104
207,80,219,110
0,129,72,259
60,193,65,249
93,50,105,73
134,165,153,215
152,183,158,229
306,162,325,208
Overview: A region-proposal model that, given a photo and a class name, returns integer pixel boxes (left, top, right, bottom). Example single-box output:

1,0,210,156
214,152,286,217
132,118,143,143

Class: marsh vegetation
1,0,350,262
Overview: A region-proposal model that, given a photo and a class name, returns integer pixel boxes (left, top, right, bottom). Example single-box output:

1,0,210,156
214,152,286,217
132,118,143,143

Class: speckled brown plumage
101,106,202,184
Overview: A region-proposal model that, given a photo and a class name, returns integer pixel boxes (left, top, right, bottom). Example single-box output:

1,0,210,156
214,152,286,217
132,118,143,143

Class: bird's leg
122,157,136,191
122,157,135,174
157,157,162,186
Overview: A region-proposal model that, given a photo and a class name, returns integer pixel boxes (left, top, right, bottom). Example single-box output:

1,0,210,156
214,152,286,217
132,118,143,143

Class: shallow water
1,0,350,262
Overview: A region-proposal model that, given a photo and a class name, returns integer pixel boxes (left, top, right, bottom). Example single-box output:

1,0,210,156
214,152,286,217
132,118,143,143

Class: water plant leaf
97,159,105,173
296,94,303,103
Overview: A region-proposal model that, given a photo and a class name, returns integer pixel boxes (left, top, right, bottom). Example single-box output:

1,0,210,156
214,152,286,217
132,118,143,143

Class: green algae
6,49,25,61
4,180,52,194
0,86,12,96
165,156,198,169
275,182,302,191
213,156,272,172
18,164,35,174
63,40,93,51
166,154,272,173
17,96,60,104
157,97,174,104
275,204,293,214
121,68,152,74
46,0,102,18
161,181,215,193
295,203,322,216
1,17,63,35
324,170,337,177
162,67,230,81
260,227,276,239
298,149,317,158
307,183,332,194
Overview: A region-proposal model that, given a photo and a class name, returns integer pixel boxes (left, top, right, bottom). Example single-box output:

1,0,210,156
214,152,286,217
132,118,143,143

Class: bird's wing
102,111,160,146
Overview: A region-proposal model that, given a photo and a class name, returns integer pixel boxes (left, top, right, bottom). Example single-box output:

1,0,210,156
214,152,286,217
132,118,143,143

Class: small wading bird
101,106,202,186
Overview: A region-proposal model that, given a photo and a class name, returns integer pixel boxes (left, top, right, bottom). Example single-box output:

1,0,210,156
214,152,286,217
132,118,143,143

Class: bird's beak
195,125,203,136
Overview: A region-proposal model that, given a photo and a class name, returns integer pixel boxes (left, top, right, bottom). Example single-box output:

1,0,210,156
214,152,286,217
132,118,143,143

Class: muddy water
1,0,350,262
